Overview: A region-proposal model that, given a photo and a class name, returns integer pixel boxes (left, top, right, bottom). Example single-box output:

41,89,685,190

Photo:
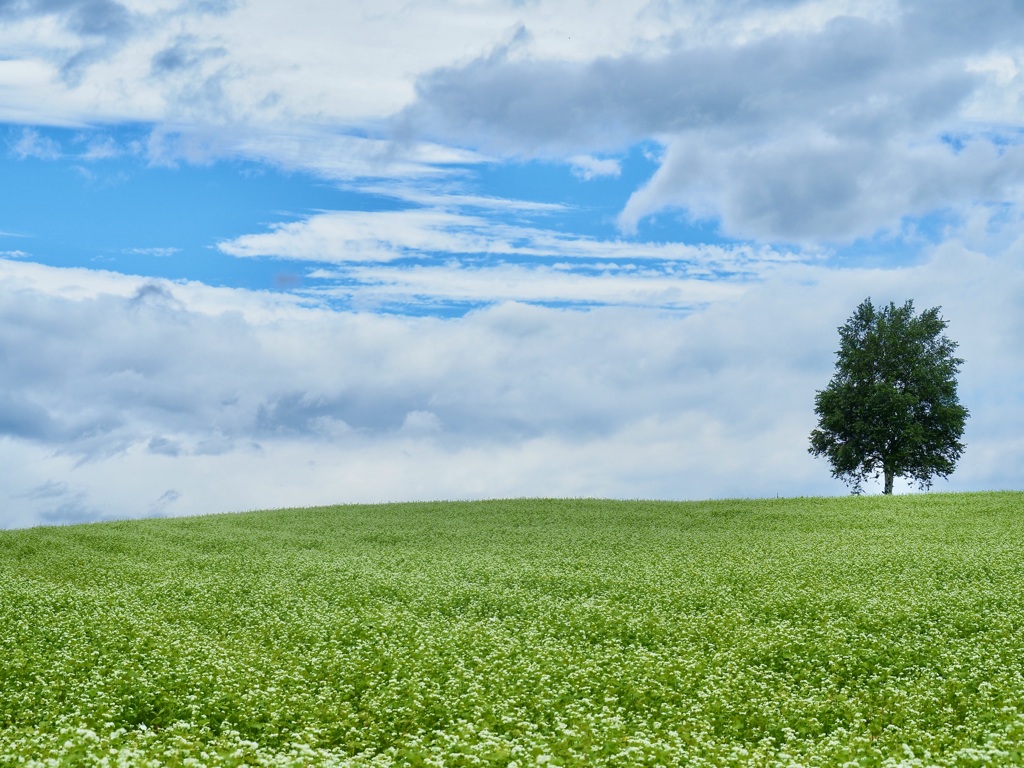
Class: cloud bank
2,233,1021,527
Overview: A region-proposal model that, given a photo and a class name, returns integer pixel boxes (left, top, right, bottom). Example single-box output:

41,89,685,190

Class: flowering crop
2,493,1024,766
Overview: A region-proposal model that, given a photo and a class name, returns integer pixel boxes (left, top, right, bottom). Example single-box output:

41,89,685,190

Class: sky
1,0,1023,528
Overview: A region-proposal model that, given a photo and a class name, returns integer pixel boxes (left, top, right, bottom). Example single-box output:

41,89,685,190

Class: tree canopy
809,298,969,495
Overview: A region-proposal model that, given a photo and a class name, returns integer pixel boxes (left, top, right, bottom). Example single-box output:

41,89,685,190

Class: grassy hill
2,493,1024,766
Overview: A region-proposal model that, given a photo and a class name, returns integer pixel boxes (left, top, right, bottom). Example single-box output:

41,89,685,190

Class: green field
2,493,1024,766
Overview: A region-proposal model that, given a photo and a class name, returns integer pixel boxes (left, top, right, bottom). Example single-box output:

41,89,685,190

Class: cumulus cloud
618,132,1024,242
0,0,667,152
147,436,182,456
402,1,1024,242
0,0,134,40
406,11,970,150
149,35,228,76
0,0,137,81
15,0,1018,230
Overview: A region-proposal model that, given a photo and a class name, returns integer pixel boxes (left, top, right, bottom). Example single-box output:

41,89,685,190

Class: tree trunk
883,467,894,495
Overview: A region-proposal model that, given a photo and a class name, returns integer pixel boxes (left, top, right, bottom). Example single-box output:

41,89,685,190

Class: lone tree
809,298,969,495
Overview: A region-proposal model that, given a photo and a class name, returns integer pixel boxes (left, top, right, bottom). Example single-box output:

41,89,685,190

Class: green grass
2,493,1024,766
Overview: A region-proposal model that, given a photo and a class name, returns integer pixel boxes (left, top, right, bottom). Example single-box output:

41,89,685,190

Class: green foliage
2,494,1024,765
809,298,969,494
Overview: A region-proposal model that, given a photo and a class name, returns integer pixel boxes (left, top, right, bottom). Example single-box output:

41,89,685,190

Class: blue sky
2,0,1024,527
2,126,764,312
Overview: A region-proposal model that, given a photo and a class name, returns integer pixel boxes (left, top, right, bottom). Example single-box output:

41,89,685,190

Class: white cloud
0,258,317,322
400,410,444,436
569,155,621,181
217,206,804,275
229,130,486,181
218,209,489,263
308,263,745,310
403,1,1024,241
80,133,125,159
355,184,569,214
618,132,1024,242
0,0,686,169
124,246,180,257
9,127,62,159
134,125,486,179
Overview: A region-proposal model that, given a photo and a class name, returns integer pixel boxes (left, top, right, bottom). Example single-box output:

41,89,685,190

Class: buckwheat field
2,493,1024,766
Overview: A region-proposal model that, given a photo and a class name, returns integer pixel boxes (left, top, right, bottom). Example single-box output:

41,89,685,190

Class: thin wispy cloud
306,262,746,310
9,127,62,160
218,206,803,274
124,247,180,257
